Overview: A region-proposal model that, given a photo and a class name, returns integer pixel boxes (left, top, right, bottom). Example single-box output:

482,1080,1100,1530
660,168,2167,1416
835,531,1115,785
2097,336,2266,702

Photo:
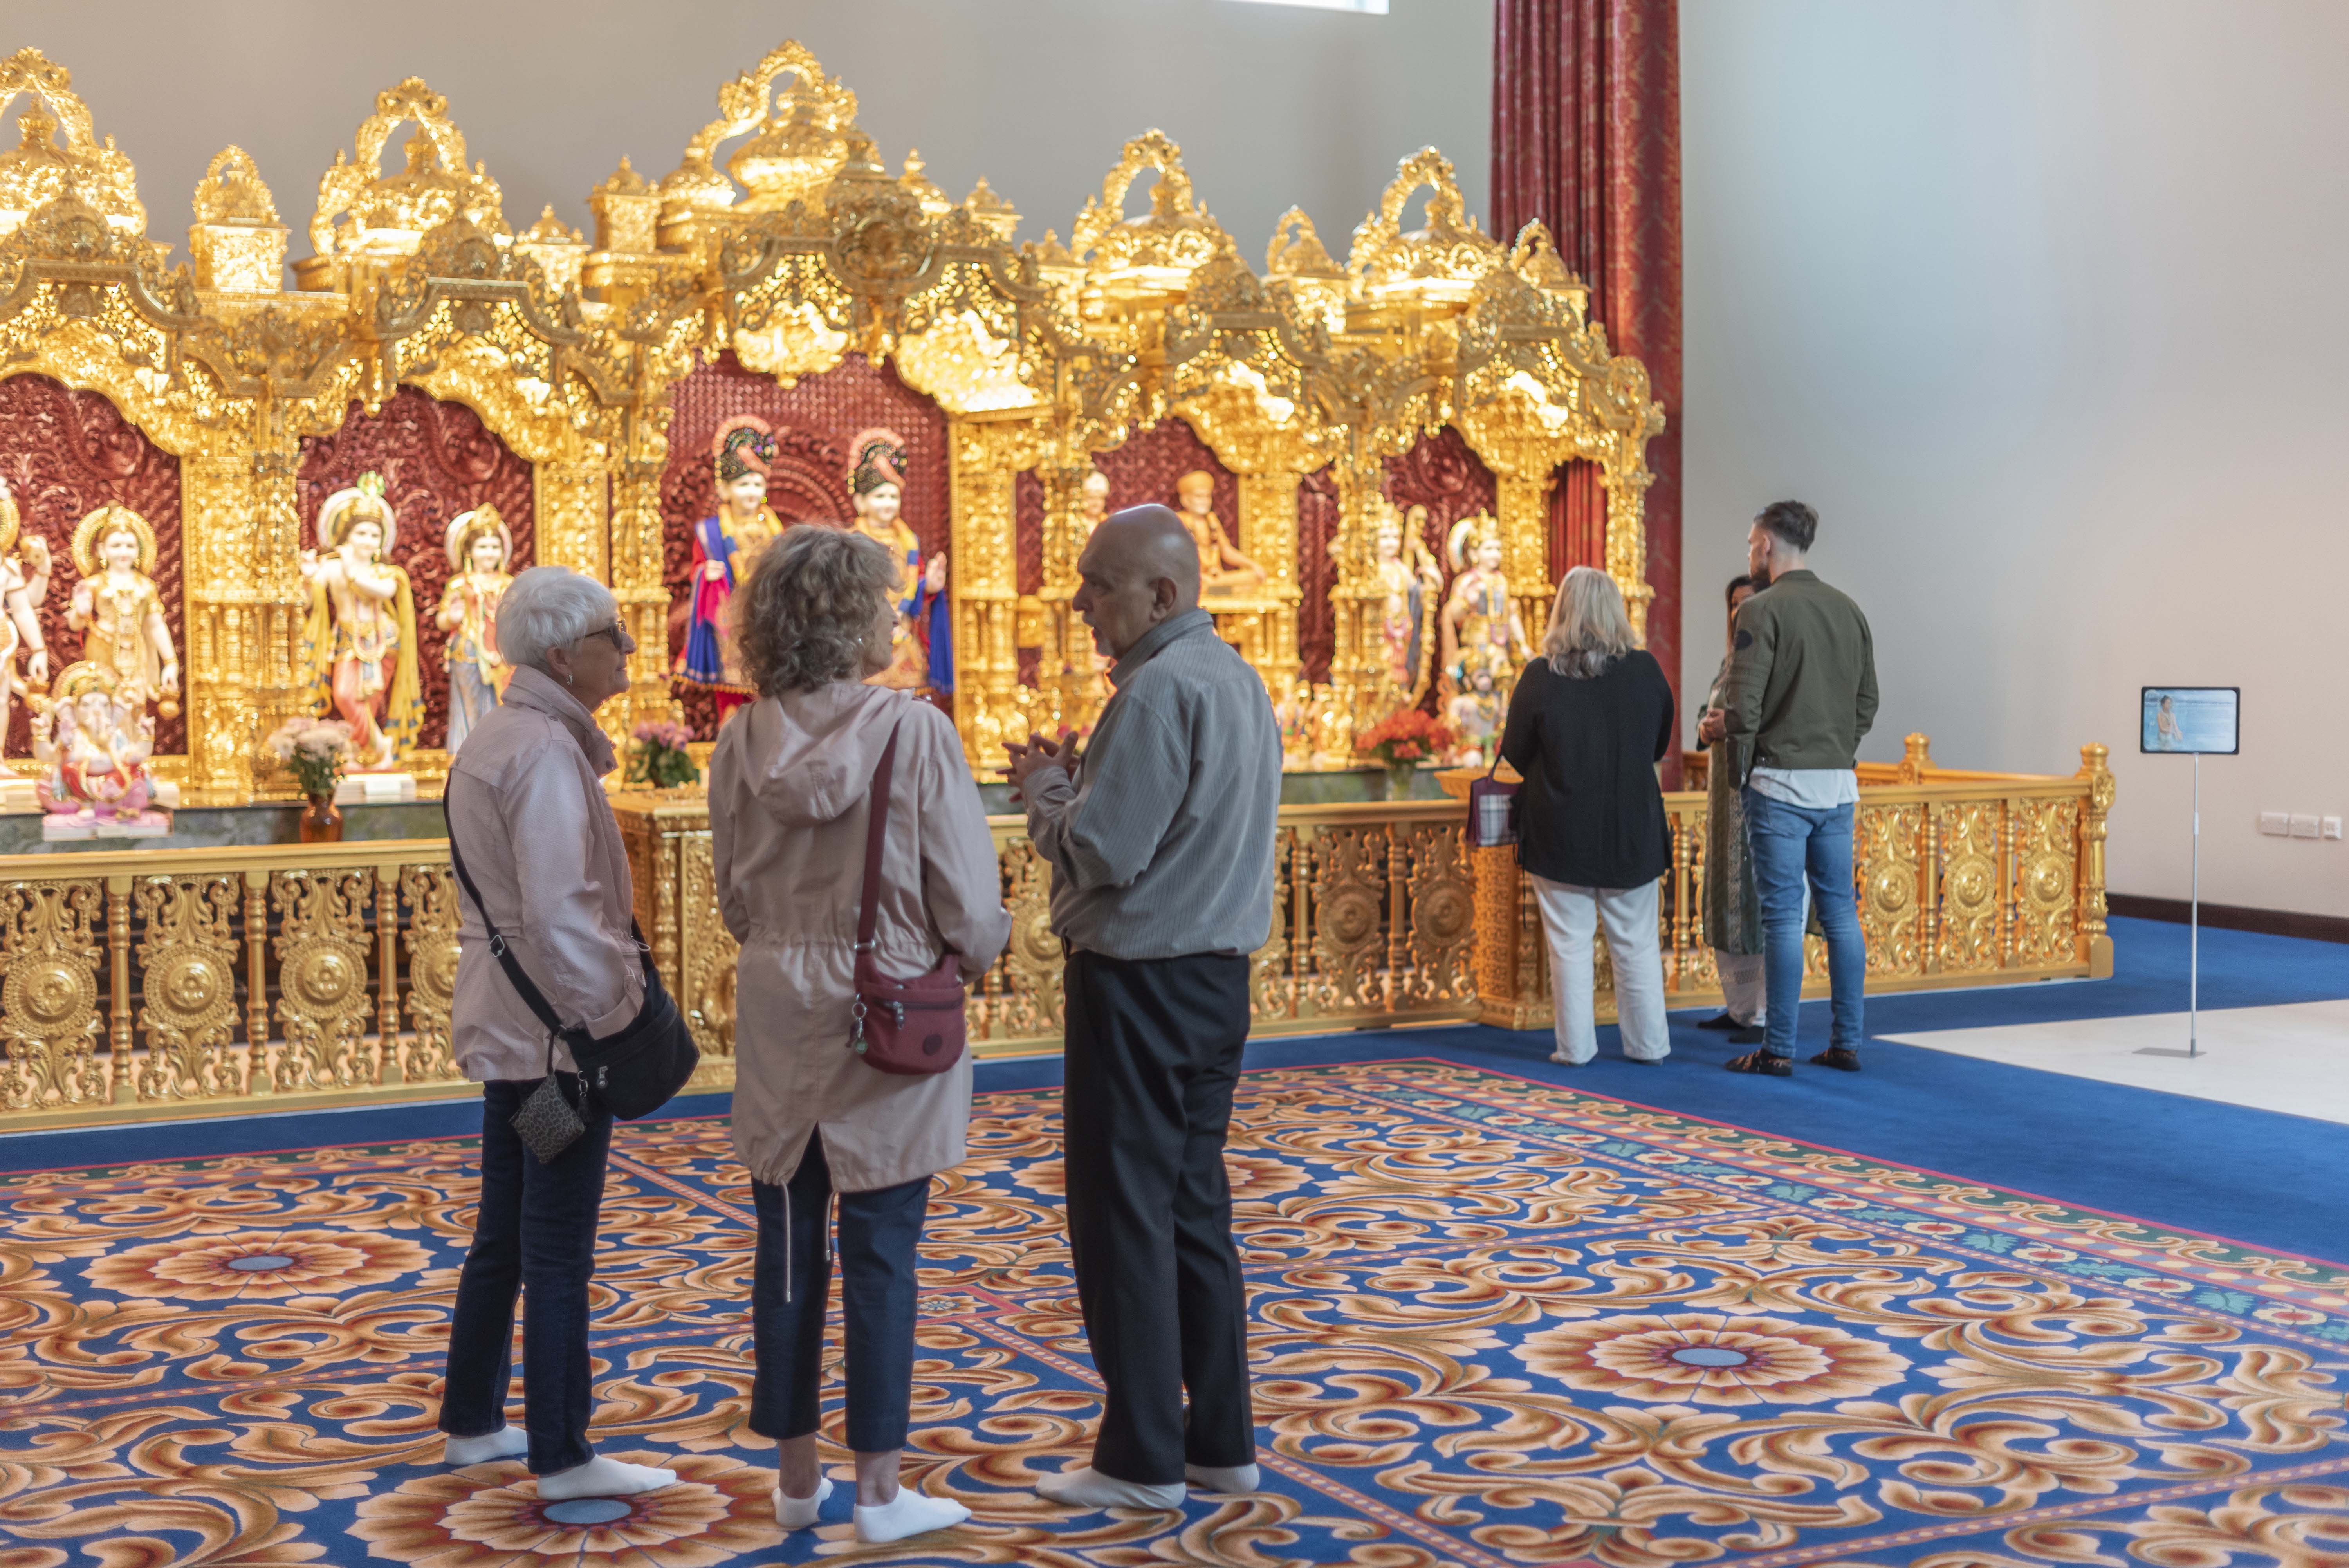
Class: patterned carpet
4,1059,2346,1568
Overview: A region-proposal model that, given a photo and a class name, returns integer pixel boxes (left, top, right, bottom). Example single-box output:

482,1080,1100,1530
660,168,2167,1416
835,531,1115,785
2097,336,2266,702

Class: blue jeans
1742,790,1867,1058
439,1075,614,1474
748,1134,930,1453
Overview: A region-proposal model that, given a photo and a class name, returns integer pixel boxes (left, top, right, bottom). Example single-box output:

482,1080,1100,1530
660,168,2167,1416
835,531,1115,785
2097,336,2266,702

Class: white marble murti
334,771,418,805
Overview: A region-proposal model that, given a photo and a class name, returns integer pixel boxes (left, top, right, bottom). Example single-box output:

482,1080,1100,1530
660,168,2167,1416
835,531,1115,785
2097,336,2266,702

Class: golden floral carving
1308,825,1387,1014
0,879,105,1111
399,863,461,1083
678,834,737,1059
994,838,1065,1039
132,873,243,1102
269,868,376,1092
1402,821,1474,1003
1934,801,2003,973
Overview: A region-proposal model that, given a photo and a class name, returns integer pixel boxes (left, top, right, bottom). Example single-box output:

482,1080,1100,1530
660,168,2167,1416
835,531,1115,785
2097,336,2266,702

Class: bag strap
443,781,657,1055
855,720,905,956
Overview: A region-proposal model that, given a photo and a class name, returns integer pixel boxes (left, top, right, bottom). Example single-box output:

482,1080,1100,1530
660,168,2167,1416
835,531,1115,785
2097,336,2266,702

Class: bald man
1006,505,1282,1510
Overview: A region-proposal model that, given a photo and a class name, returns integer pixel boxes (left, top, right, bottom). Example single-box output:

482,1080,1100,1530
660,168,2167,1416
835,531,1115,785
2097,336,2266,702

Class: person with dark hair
1694,573,1766,1041
709,523,1010,1545
1721,501,1878,1076
1005,504,1282,1512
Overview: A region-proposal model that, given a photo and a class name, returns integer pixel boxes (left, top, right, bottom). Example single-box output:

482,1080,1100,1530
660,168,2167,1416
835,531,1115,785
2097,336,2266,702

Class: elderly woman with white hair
435,566,679,1502
1496,565,1676,1066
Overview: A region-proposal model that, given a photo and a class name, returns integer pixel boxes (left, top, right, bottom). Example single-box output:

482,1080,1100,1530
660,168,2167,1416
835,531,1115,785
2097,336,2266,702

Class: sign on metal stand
2136,687,2238,1059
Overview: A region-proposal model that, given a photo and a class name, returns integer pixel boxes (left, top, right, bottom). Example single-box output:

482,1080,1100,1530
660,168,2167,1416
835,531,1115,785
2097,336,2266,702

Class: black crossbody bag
444,792,698,1158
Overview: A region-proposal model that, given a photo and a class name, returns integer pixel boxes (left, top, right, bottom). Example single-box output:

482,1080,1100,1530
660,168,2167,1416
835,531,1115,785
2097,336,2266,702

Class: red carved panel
1092,421,1239,551
0,374,185,757
297,387,536,753
660,353,948,738
1298,466,1338,685
1012,469,1044,600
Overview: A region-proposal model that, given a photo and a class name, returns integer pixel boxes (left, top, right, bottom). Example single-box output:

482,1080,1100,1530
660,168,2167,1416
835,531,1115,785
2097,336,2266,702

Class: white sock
1036,1465,1187,1510
853,1488,970,1544
443,1427,528,1466
772,1474,832,1529
1186,1462,1261,1494
537,1456,677,1500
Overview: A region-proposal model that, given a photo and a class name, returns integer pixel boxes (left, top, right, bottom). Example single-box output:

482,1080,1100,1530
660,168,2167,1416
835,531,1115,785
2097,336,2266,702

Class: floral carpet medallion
2,1059,2345,1567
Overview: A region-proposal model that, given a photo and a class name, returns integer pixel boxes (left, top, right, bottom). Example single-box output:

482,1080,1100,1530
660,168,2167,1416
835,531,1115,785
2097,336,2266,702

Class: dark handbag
848,721,969,1076
1467,757,1519,849
444,790,700,1123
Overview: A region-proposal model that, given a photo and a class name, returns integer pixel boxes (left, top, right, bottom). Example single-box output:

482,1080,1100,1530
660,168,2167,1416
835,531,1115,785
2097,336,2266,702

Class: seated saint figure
848,428,951,694
1174,469,1265,592
1439,513,1534,701
67,504,177,721
678,418,785,724
300,472,422,771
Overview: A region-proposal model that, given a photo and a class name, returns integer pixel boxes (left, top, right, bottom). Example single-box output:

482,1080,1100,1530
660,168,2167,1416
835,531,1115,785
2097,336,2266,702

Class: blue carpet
6,916,2341,1266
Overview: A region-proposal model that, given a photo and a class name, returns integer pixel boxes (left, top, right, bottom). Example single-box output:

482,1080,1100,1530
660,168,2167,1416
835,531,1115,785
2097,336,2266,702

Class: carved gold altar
0,735,2114,1130
0,42,1661,792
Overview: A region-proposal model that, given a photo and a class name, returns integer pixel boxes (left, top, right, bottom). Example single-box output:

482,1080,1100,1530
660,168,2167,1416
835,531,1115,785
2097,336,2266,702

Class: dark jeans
1743,790,1868,1058
439,1075,613,1475
748,1133,930,1453
1062,949,1256,1485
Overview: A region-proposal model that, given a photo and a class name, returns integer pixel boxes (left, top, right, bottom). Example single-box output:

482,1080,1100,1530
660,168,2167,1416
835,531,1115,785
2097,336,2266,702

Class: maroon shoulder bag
847,721,969,1075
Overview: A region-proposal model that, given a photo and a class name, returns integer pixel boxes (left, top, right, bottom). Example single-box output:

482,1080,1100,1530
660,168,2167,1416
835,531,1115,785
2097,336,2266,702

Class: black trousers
1062,949,1255,1485
747,1133,931,1453
439,1075,613,1475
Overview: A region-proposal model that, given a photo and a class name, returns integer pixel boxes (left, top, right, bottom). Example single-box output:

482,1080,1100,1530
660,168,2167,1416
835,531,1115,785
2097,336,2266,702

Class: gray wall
1682,0,2349,916
8,0,1489,277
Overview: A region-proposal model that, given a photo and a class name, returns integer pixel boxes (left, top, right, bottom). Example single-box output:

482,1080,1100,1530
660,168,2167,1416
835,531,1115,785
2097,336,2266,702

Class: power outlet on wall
2290,814,2321,839
2257,811,2340,839
2259,811,2289,836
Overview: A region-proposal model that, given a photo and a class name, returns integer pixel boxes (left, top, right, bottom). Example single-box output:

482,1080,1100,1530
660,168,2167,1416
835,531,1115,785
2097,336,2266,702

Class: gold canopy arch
0,41,1661,795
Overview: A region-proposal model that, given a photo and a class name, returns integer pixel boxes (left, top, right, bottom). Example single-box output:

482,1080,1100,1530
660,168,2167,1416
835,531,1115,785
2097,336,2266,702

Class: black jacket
1497,650,1675,889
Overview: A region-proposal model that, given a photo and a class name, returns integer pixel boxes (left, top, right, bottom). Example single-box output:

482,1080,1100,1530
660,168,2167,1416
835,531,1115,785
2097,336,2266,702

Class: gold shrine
0,42,1661,791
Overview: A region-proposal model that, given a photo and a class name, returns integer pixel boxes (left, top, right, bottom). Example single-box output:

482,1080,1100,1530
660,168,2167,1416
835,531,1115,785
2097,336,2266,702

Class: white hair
496,566,617,672
1543,565,1638,679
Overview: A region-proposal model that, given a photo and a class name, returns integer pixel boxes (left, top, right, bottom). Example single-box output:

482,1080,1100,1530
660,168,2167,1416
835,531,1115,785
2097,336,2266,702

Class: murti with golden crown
300,471,422,771
848,428,949,693
1440,511,1533,703
31,660,168,837
1372,502,1443,704
66,504,178,724
0,476,53,756
677,417,784,723
435,503,514,751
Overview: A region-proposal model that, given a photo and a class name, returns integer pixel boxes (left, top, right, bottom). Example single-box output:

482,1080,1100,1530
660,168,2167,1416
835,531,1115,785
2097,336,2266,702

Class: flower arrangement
266,718,355,798
1353,708,1458,772
628,719,702,789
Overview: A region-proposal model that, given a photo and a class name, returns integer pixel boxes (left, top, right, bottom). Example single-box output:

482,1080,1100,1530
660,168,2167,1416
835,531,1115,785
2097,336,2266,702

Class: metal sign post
2188,750,2199,1058
2136,686,2234,1061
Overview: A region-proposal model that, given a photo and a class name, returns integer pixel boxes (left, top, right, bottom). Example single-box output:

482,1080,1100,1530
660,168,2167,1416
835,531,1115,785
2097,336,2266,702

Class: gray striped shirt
1024,609,1281,960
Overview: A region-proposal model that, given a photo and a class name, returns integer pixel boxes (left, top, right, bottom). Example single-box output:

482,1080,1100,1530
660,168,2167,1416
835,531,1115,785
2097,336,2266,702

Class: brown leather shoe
1809,1046,1862,1072
1725,1050,1791,1077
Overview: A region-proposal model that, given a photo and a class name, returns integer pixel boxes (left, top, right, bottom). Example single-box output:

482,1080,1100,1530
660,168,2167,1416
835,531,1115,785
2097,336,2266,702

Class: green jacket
1722,569,1878,781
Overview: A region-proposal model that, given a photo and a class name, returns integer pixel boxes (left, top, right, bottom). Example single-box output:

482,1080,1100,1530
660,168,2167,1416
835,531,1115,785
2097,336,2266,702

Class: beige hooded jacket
709,682,1011,1191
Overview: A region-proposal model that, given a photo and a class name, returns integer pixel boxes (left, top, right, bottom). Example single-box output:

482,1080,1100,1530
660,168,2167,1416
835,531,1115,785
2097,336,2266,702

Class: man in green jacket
1720,500,1878,1077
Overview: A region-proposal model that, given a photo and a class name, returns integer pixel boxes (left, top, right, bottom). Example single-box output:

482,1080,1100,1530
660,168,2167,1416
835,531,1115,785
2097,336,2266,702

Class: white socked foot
1186,1461,1261,1494
443,1426,529,1467
537,1456,677,1500
853,1489,969,1544
772,1474,832,1529
1036,1465,1186,1511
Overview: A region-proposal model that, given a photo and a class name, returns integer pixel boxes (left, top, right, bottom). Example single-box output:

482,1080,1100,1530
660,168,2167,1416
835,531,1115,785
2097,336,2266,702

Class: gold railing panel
0,738,2111,1131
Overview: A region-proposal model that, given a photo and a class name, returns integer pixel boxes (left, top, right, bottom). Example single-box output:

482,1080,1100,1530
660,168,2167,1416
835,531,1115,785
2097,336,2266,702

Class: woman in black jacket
1496,566,1675,1065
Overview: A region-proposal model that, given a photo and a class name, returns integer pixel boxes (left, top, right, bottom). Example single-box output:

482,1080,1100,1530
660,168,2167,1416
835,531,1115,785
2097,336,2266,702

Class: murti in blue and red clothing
677,417,783,724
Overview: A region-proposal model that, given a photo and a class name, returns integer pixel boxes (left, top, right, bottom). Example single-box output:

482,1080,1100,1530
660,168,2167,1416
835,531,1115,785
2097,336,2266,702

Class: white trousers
1530,875,1669,1065
1716,951,1765,1025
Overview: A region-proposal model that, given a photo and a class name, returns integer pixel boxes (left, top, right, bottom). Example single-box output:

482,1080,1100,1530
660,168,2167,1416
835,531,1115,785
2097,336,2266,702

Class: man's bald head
1073,503,1201,659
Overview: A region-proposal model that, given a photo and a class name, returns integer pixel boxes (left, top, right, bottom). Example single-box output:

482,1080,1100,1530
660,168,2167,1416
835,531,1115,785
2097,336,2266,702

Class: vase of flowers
627,719,702,791
1353,709,1458,802
267,718,355,843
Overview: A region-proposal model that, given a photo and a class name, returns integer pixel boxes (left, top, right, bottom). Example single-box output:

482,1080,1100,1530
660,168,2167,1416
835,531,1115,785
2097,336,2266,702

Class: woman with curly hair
707,523,1009,1545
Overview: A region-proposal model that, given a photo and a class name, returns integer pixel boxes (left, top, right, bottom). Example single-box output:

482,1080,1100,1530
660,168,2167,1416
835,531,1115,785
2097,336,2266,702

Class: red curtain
1493,0,1682,780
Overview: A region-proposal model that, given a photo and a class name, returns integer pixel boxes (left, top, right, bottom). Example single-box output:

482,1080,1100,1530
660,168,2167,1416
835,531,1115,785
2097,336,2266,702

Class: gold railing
0,735,2111,1130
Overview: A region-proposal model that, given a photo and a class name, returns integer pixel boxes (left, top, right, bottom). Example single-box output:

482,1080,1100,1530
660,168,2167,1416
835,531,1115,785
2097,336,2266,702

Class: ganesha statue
31,661,172,839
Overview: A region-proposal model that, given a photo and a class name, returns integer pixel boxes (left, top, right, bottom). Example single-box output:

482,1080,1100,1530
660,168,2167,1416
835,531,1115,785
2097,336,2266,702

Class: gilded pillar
1326,454,1382,751
2077,742,2116,979
1035,463,1097,733
1602,462,1656,638
179,453,260,803
534,457,611,581
1495,471,1556,655
948,417,1036,772
610,401,677,738
1236,471,1304,697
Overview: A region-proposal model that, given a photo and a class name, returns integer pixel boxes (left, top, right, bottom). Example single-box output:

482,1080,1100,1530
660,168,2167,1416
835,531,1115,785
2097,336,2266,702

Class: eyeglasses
587,623,629,650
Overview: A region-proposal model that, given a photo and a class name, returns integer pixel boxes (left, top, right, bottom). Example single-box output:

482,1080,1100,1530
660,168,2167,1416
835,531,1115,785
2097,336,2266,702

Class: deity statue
300,471,422,771
1440,513,1533,700
1174,470,1265,591
849,428,950,694
66,505,178,723
0,477,54,749
31,661,170,837
1076,467,1110,538
435,504,515,752
1372,504,1443,702
1444,664,1505,769
678,418,785,723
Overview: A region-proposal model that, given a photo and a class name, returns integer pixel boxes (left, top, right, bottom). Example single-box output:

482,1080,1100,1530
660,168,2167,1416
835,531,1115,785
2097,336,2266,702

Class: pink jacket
446,666,644,1081
709,683,1011,1190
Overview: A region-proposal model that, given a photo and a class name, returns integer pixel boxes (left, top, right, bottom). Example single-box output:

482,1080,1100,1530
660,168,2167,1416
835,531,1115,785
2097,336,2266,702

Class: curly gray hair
733,523,902,695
